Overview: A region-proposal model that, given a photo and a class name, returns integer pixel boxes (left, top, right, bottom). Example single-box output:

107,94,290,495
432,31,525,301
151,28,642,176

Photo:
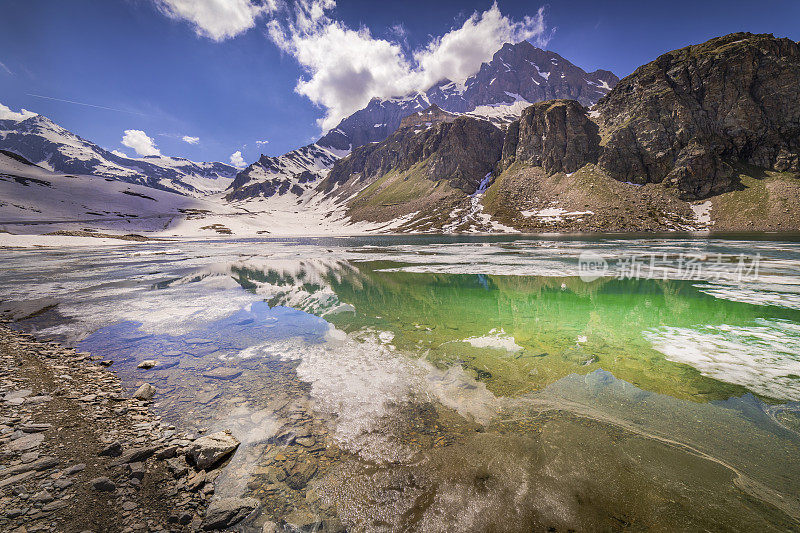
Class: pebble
90,477,116,492
98,441,123,457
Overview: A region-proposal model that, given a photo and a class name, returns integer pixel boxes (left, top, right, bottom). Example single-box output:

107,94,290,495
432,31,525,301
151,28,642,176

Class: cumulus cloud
153,0,276,41
122,129,161,157
111,149,129,158
268,1,551,131
256,139,269,145
230,150,246,167
0,102,36,121
182,135,200,144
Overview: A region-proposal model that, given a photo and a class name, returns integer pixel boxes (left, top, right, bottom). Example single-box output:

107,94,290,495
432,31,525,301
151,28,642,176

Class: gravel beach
0,324,259,532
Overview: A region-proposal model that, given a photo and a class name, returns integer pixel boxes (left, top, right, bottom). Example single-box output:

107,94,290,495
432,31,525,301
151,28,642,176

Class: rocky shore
0,324,264,532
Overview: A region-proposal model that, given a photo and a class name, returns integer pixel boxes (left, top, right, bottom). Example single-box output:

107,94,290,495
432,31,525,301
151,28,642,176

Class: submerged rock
201,497,259,530
202,367,242,380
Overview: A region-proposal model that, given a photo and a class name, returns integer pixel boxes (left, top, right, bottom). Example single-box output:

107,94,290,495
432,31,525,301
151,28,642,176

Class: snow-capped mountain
224,143,339,202
0,114,237,196
317,40,618,152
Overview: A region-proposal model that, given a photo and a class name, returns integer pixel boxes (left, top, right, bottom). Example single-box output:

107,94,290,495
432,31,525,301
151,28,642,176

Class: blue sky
1,0,798,166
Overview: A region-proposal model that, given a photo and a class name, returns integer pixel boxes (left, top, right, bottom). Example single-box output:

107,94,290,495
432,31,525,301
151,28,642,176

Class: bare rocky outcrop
594,32,800,199
498,33,800,202
500,100,600,175
324,116,504,195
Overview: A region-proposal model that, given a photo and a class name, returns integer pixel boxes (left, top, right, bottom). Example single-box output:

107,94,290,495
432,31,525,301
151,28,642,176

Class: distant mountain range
226,40,619,204
3,33,799,236
0,114,237,196
316,40,618,153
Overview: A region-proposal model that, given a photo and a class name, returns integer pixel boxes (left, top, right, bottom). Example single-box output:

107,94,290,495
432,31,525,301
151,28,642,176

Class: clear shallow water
1,236,800,531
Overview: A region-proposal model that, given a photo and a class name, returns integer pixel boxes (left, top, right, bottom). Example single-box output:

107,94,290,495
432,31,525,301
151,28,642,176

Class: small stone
126,462,146,481
153,360,179,370
165,456,188,478
156,445,178,460
3,389,32,401
99,441,123,457
283,509,322,532
32,490,54,503
99,360,114,367
78,394,97,402
21,423,51,433
137,360,158,369
26,395,52,404
122,501,138,511
54,478,73,490
112,446,158,465
91,477,116,492
42,500,68,512
8,432,44,452
20,452,39,463
64,463,86,475
187,471,206,491
133,384,156,401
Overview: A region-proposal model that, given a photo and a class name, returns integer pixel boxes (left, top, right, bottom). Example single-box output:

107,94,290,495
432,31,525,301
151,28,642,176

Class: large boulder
187,431,239,470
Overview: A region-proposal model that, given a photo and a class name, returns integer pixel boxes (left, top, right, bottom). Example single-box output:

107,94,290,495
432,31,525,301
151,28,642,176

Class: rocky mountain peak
316,41,618,154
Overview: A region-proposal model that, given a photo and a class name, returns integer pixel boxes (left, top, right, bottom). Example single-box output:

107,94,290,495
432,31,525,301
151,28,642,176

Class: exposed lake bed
2,235,800,531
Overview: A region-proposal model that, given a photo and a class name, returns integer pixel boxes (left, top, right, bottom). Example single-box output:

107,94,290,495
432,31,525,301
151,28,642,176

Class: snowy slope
0,114,236,196
0,152,415,242
225,143,339,202
0,151,211,224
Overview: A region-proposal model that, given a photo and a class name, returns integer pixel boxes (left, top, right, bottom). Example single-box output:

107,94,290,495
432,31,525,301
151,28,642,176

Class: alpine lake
2,234,800,532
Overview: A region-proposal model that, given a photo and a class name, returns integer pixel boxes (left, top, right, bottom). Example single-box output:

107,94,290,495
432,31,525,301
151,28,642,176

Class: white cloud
182,135,200,144
111,149,129,158
154,0,275,41
268,1,551,131
255,139,269,145
230,150,246,167
121,129,161,157
0,102,36,121
412,5,550,90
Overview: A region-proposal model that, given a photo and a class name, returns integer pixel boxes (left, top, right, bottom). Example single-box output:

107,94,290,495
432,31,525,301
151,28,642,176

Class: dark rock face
317,95,431,152
324,116,504,195
398,104,458,130
595,32,800,199
318,41,618,152
501,100,600,175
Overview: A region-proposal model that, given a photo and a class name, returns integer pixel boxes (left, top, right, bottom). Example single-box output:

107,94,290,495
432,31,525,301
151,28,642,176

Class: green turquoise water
2,236,800,530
